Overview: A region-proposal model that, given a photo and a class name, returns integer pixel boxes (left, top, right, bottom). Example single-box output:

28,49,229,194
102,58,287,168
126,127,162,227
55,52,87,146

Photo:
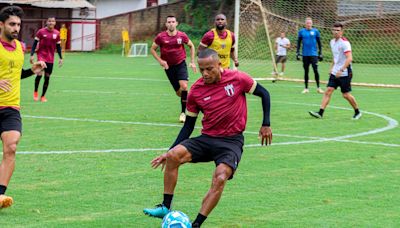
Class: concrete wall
99,0,187,47
91,0,146,19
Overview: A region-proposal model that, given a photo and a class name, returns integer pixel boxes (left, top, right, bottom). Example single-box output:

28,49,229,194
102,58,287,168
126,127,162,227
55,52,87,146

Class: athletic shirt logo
177,38,182,44
310,31,315,36
221,43,226,49
224,83,234,97
53,34,57,39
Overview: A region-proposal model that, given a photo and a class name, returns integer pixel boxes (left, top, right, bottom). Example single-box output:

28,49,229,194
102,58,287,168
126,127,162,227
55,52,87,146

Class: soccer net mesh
237,0,400,86
128,43,148,57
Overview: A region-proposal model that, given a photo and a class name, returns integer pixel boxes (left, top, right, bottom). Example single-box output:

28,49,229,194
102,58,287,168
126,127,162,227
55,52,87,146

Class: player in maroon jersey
150,15,197,123
30,16,63,102
144,48,272,227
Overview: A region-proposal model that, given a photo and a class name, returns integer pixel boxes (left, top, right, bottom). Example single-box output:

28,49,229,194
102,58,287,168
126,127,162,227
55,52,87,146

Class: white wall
91,0,146,18
70,8,97,51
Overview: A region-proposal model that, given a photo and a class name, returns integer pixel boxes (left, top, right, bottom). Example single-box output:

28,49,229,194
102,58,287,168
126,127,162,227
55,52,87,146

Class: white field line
19,103,399,154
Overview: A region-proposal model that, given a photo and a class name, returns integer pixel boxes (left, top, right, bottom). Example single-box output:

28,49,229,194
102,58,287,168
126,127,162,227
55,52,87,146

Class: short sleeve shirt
186,69,257,137
154,31,189,66
35,28,60,63
200,30,236,49
330,37,352,77
275,37,290,56
298,28,320,56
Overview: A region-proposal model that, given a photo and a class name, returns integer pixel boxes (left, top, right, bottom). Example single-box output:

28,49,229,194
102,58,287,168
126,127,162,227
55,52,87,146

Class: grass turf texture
0,53,399,227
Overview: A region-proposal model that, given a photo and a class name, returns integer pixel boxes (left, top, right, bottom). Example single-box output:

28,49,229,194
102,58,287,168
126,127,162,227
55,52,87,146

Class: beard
216,24,225,31
5,31,18,41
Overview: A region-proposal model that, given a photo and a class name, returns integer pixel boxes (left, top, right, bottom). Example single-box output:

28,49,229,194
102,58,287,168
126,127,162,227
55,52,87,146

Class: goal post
127,43,148,57
236,0,400,86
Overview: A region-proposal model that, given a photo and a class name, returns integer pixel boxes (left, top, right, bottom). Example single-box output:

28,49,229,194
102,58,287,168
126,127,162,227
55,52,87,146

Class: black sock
192,213,207,227
34,75,42,92
0,185,7,195
355,109,360,115
181,90,188,113
162,194,173,209
318,108,324,116
42,76,50,97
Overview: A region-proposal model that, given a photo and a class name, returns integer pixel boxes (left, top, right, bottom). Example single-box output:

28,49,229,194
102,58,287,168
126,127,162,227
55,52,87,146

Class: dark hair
0,6,24,22
166,15,175,19
198,48,219,60
333,22,343,29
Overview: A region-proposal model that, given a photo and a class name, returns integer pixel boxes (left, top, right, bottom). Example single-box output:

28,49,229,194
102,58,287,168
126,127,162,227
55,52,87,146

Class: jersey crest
310,31,315,36
224,83,234,97
53,34,57,39
177,38,182,44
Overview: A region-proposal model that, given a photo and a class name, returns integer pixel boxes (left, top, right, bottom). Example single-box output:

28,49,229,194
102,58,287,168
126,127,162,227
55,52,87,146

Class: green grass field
0,53,399,227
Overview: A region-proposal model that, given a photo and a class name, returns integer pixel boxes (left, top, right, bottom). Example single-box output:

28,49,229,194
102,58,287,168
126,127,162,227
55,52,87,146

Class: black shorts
180,134,244,180
41,62,54,76
0,108,22,135
275,55,287,63
327,74,352,93
165,61,189,92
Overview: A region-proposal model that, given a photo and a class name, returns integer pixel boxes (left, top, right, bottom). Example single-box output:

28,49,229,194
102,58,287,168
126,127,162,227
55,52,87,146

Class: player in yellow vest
60,23,67,53
198,14,239,69
0,6,46,209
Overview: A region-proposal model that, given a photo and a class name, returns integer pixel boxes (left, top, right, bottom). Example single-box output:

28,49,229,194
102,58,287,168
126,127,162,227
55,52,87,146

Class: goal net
237,0,400,87
128,43,148,57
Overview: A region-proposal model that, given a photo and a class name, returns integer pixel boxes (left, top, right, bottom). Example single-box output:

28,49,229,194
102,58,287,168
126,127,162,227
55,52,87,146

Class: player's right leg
33,74,42,101
143,145,192,218
302,56,311,93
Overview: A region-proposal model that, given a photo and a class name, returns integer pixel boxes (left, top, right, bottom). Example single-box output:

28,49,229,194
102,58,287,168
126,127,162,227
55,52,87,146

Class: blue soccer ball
161,210,192,228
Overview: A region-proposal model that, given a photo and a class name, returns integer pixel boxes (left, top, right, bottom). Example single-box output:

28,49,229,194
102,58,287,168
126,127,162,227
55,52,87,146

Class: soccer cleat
179,113,186,123
279,72,284,76
317,88,324,94
309,111,322,119
353,112,362,120
33,92,39,101
270,71,277,75
301,88,309,94
0,195,13,209
40,96,47,102
143,204,170,218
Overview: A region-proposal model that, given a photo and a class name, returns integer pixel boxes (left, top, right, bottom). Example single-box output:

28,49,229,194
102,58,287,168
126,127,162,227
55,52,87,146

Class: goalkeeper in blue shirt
297,17,324,94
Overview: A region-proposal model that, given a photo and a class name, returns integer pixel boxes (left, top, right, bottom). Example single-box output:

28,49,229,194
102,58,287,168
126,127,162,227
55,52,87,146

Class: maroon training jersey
186,69,257,137
35,28,60,63
200,30,236,49
154,31,189,66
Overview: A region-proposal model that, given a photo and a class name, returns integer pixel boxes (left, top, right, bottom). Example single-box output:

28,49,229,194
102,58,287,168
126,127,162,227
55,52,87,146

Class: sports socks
181,90,188,113
192,213,207,227
354,109,360,115
34,75,42,92
0,185,6,195
42,76,50,97
318,108,325,116
163,193,173,209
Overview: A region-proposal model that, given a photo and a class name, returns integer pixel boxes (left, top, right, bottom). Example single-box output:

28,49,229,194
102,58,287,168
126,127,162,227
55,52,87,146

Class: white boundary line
18,103,398,154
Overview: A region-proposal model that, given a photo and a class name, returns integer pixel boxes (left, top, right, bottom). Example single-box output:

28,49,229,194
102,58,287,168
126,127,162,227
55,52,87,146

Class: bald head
197,48,221,84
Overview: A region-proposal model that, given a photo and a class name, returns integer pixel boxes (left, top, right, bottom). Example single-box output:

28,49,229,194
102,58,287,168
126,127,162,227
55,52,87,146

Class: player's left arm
21,61,47,79
316,31,323,60
230,32,239,67
250,82,272,145
56,34,63,67
336,51,353,78
187,39,197,73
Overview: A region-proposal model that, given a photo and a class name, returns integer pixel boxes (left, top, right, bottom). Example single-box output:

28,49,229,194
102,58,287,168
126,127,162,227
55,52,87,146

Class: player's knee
213,170,230,187
3,143,17,158
342,92,350,99
180,84,188,91
166,150,184,167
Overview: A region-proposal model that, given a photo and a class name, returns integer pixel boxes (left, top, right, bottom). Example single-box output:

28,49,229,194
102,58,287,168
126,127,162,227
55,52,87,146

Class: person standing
0,5,46,209
273,31,290,76
297,17,324,94
198,14,239,69
60,23,67,53
143,48,272,227
30,16,63,102
150,15,197,123
309,22,361,120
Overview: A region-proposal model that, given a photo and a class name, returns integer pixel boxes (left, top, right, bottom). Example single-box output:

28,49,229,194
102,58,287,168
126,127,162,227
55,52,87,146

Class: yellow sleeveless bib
209,29,233,69
0,40,24,107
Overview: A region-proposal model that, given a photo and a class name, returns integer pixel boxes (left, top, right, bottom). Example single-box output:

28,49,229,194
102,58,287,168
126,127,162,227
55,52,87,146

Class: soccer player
273,32,291,76
150,15,197,123
198,14,239,69
60,23,67,53
0,5,46,209
143,48,272,227
309,22,361,120
297,17,324,94
30,16,63,102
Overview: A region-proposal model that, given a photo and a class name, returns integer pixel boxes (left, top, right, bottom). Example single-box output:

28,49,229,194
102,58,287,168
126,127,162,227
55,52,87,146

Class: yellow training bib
0,40,24,108
209,29,233,69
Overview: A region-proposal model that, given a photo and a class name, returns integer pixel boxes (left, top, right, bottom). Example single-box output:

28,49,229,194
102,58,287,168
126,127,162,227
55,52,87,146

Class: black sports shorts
275,55,287,63
165,61,189,92
327,73,352,93
43,62,54,76
180,133,244,180
0,108,22,135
